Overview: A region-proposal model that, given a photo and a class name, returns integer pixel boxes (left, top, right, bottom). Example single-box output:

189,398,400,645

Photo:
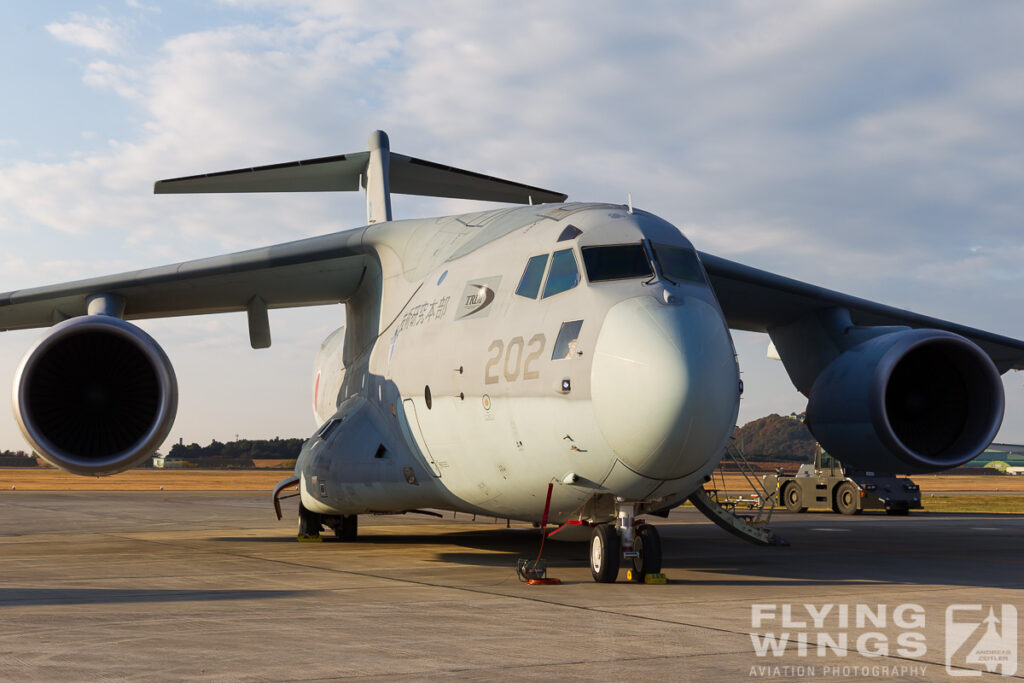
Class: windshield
516,254,548,299
652,244,707,285
581,244,653,282
542,248,581,298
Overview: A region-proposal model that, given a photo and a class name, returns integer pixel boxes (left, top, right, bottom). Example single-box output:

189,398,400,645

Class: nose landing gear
588,501,664,583
589,524,620,582
631,524,663,580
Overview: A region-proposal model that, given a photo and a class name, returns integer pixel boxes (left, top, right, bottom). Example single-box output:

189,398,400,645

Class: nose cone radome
591,296,739,480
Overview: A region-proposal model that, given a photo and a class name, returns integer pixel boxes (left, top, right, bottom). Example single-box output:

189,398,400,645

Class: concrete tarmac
0,491,1021,681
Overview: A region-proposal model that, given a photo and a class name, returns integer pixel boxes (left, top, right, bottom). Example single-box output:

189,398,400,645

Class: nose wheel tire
632,524,662,580
590,524,620,583
835,482,861,515
783,483,806,513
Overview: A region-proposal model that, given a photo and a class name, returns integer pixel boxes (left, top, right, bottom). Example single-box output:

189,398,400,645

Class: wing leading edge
5,131,568,336
700,251,1024,372
0,228,370,332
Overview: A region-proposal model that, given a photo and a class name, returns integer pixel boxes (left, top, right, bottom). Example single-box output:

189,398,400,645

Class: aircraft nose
591,296,739,480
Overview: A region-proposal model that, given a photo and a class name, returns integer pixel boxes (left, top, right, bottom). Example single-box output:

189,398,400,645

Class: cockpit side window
542,248,580,298
317,418,343,441
652,244,707,285
820,449,838,470
581,244,653,282
516,254,548,299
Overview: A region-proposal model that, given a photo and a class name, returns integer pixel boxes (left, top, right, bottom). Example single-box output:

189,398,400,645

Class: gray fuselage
299,203,741,525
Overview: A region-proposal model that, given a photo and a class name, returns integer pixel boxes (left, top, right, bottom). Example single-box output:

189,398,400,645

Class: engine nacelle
806,329,1003,474
13,316,178,476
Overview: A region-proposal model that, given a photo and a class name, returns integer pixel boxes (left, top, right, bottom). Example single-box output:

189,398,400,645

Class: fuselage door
402,398,442,477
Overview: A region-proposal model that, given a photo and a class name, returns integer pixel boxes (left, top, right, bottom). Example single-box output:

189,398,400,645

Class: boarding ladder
688,438,788,546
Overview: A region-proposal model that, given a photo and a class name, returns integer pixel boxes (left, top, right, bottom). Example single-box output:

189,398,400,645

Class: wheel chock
297,534,322,542
527,577,562,585
627,570,667,583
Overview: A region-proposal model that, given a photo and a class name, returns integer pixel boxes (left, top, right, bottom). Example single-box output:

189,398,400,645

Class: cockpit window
516,254,548,299
552,320,583,359
317,418,343,441
652,244,707,285
542,248,580,298
557,224,583,242
581,244,653,282
820,449,838,470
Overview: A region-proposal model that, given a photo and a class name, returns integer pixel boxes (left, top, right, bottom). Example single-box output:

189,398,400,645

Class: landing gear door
402,398,442,477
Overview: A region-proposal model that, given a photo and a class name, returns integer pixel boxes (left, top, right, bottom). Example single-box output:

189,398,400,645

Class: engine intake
13,316,178,476
806,329,1003,473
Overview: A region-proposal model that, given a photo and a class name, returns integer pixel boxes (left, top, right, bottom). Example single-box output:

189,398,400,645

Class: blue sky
1,1,1024,451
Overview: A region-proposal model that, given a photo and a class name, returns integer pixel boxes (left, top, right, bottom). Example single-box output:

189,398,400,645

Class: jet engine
13,316,178,476
805,329,1003,474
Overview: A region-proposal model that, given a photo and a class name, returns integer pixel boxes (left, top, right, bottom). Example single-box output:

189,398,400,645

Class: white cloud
83,61,141,100
13,3,1024,292
45,13,126,54
4,1,1024,444
124,0,161,11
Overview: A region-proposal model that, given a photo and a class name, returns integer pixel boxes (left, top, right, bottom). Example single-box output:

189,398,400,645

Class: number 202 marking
485,333,545,384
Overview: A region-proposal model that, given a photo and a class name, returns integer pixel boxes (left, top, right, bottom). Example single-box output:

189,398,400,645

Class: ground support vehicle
764,446,921,515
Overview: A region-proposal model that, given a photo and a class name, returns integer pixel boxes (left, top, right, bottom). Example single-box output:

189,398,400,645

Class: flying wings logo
456,276,501,321
946,604,1017,676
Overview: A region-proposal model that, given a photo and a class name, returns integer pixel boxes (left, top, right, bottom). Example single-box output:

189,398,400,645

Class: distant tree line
0,450,37,467
733,413,816,462
4,416,821,471
165,437,304,469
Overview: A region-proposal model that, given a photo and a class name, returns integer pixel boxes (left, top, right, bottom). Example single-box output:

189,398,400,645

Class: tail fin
154,130,567,224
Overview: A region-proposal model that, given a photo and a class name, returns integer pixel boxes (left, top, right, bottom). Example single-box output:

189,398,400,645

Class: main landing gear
297,503,323,542
331,514,358,541
588,502,663,583
297,504,358,542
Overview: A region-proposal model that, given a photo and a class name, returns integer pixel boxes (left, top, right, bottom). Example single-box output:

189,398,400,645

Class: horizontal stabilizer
388,153,567,204
154,135,567,205
154,153,369,194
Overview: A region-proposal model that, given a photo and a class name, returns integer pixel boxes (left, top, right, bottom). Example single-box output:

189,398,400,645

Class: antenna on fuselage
627,192,634,214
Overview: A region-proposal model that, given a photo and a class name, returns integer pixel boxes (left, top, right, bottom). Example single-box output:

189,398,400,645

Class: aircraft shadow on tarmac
0,588,307,607
214,517,1024,590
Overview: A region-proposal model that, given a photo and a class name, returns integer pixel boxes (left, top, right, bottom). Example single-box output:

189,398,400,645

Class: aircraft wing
0,228,369,332
700,251,1024,372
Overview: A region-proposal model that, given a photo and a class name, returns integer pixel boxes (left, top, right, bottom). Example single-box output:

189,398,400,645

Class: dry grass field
3,468,1023,500
913,473,1024,491
0,468,290,491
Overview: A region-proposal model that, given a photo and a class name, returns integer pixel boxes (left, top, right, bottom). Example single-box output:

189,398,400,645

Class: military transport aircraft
3,131,1023,582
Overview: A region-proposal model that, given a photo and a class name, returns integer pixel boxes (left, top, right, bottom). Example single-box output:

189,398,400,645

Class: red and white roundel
313,370,321,413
